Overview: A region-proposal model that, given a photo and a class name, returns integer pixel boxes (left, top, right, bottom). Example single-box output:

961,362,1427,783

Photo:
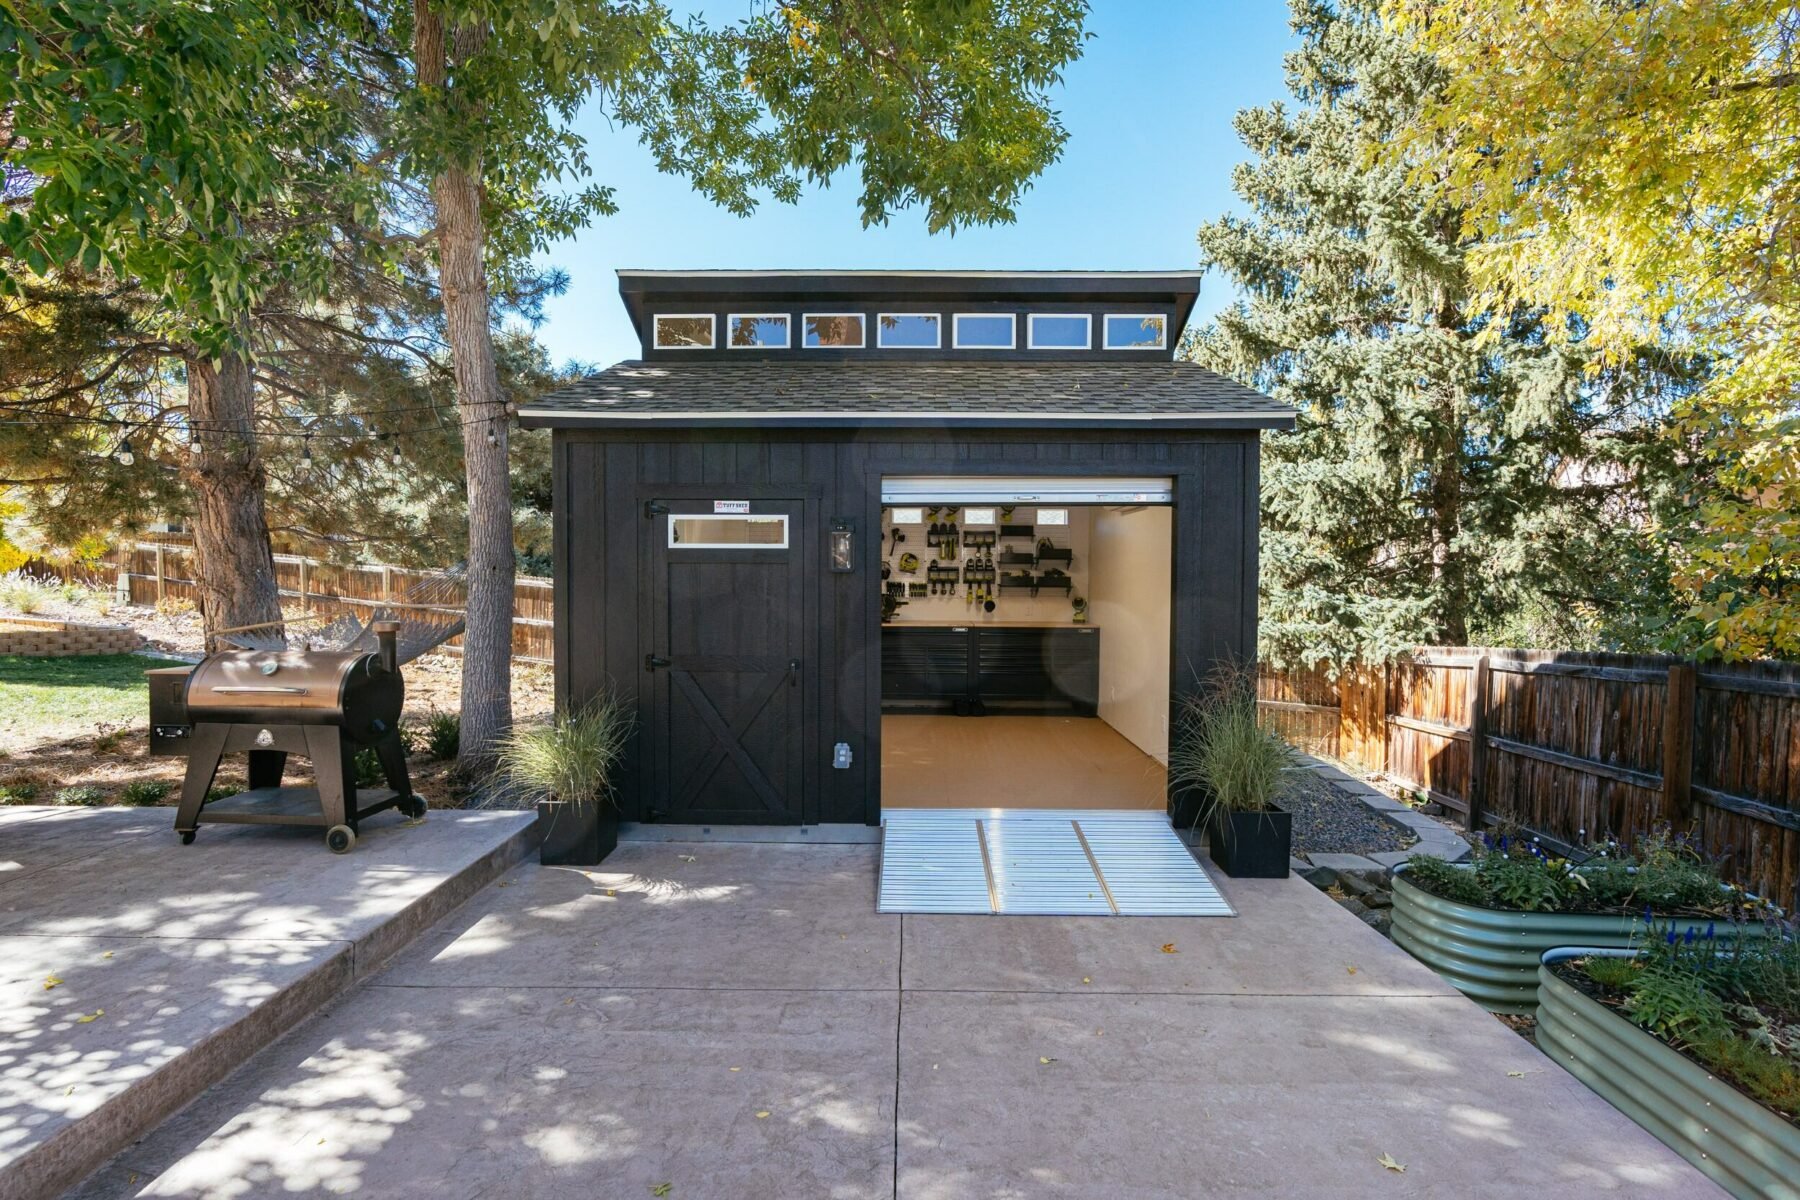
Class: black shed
520,271,1295,828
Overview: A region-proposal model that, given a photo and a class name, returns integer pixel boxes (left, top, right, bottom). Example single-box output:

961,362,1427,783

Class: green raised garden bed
1537,954,1800,1200
1389,868,1753,1015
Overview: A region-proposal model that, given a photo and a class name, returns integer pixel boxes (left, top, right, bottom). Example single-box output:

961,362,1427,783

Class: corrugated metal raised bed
1537,954,1800,1200
1389,869,1748,1015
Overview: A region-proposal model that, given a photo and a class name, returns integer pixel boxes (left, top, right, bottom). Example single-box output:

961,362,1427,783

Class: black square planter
1169,788,1207,833
1206,805,1292,878
536,800,619,866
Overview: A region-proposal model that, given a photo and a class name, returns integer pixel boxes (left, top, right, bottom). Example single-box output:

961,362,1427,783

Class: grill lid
185,650,373,712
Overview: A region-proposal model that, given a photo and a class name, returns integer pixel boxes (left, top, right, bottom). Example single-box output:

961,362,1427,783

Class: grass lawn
0,653,179,752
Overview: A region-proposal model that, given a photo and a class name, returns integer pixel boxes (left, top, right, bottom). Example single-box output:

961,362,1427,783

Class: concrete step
0,804,536,1200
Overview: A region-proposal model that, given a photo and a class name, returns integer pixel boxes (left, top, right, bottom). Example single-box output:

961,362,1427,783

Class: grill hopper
151,622,424,853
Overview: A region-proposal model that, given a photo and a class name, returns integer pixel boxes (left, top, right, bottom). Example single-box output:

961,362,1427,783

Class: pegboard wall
879,504,1089,624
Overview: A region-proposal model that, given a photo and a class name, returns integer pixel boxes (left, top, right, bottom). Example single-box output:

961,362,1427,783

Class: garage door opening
878,477,1174,814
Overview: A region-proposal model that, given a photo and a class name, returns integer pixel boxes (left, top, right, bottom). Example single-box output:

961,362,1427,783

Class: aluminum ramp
878,809,1234,917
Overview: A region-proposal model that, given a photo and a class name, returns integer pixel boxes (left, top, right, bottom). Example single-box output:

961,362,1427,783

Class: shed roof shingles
518,360,1295,428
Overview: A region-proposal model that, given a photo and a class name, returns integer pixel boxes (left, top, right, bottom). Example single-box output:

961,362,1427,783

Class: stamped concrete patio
68,835,1725,1199
0,805,536,1200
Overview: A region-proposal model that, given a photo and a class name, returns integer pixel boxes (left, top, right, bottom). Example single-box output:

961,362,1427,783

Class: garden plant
1403,829,1771,920
1561,925,1800,1129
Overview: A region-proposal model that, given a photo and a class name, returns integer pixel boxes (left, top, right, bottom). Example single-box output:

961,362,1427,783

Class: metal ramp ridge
878,808,1234,917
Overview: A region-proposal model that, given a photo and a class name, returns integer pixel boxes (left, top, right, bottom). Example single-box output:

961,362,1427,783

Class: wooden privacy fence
1260,648,1800,911
104,541,554,663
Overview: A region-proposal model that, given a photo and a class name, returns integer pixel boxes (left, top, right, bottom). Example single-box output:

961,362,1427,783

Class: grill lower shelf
200,786,400,826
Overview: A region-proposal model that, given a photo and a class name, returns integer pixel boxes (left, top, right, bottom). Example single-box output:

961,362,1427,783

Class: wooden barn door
643,499,807,823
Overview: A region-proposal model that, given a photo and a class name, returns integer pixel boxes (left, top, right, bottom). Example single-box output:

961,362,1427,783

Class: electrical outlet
832,742,853,769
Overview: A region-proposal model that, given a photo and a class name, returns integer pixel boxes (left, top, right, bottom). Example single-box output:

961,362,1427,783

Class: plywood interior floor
881,715,1167,811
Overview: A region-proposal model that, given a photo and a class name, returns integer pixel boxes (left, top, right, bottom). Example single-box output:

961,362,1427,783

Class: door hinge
644,499,669,519
645,654,670,672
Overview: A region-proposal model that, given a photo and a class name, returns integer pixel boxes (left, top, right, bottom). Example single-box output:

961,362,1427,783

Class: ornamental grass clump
1168,675,1293,830
496,694,632,809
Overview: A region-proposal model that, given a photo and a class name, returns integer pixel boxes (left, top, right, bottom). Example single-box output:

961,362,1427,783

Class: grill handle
210,686,310,695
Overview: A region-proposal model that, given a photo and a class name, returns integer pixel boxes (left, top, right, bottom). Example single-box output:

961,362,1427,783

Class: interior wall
1088,506,1172,763
881,505,1090,625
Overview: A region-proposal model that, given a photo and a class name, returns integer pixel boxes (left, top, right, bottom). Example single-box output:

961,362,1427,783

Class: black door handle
645,654,670,672
789,658,801,686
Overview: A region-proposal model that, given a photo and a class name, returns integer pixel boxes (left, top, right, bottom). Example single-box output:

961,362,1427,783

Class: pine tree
1190,0,1693,669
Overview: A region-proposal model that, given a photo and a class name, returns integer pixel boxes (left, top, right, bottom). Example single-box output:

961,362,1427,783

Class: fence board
50,542,557,664
1261,647,1800,909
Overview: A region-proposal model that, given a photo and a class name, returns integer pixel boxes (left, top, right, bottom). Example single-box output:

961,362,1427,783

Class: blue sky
528,5,1297,367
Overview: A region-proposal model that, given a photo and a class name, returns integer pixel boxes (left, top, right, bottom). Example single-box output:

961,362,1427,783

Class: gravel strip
1281,768,1415,858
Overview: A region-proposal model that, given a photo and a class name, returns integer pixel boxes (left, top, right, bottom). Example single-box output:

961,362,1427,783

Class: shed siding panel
552,428,1262,825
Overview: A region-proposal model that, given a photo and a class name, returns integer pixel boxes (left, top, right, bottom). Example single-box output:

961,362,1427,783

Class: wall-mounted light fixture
829,519,854,572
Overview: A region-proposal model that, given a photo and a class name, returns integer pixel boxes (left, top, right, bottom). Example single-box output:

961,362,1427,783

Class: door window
668,515,790,548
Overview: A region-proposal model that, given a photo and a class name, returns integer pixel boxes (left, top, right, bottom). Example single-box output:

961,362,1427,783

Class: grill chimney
373,620,400,675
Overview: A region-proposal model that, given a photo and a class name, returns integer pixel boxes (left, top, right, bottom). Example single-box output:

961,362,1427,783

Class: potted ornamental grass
1538,923,1800,1199
1393,830,1776,1014
1169,674,1293,878
498,693,633,866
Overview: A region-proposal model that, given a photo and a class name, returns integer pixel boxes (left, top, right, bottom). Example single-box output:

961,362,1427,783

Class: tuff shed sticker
713,500,751,514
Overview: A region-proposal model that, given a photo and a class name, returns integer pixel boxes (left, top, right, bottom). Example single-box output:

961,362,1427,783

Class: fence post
298,558,309,610
1466,654,1491,834
1373,662,1389,776
1662,661,1697,829
153,543,166,606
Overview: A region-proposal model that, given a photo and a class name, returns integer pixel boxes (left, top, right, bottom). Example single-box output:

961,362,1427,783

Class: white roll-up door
880,476,1174,505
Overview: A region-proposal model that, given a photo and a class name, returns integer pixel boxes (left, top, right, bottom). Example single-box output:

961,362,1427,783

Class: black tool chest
881,624,1100,715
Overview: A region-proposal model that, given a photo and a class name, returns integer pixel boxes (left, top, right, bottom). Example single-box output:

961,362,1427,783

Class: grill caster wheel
326,825,357,854
180,831,196,845
400,796,426,820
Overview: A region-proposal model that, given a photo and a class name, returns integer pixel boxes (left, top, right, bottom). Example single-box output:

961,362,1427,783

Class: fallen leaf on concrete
651,1185,673,1198
1082,976,1091,985
1377,1152,1405,1173
101,952,113,959
1506,1071,1525,1078
754,1110,770,1119
74,1010,103,1024
1346,966,1358,975
1039,1057,1058,1065
317,1138,326,1145
64,1086,72,1095
729,1067,741,1072
605,889,616,897
43,975,61,990
1159,943,1178,954
496,882,511,888
563,998,574,1006
679,855,697,863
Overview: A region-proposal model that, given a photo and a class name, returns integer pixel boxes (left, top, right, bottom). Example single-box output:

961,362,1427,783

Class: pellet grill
149,623,418,852
148,577,465,853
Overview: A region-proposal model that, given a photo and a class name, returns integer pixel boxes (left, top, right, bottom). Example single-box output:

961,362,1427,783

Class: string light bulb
485,422,497,446
188,429,202,454
390,443,402,467
299,437,313,474
115,438,134,467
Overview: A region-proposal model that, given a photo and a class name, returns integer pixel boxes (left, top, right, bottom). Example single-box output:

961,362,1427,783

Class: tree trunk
417,3,513,764
182,351,283,647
